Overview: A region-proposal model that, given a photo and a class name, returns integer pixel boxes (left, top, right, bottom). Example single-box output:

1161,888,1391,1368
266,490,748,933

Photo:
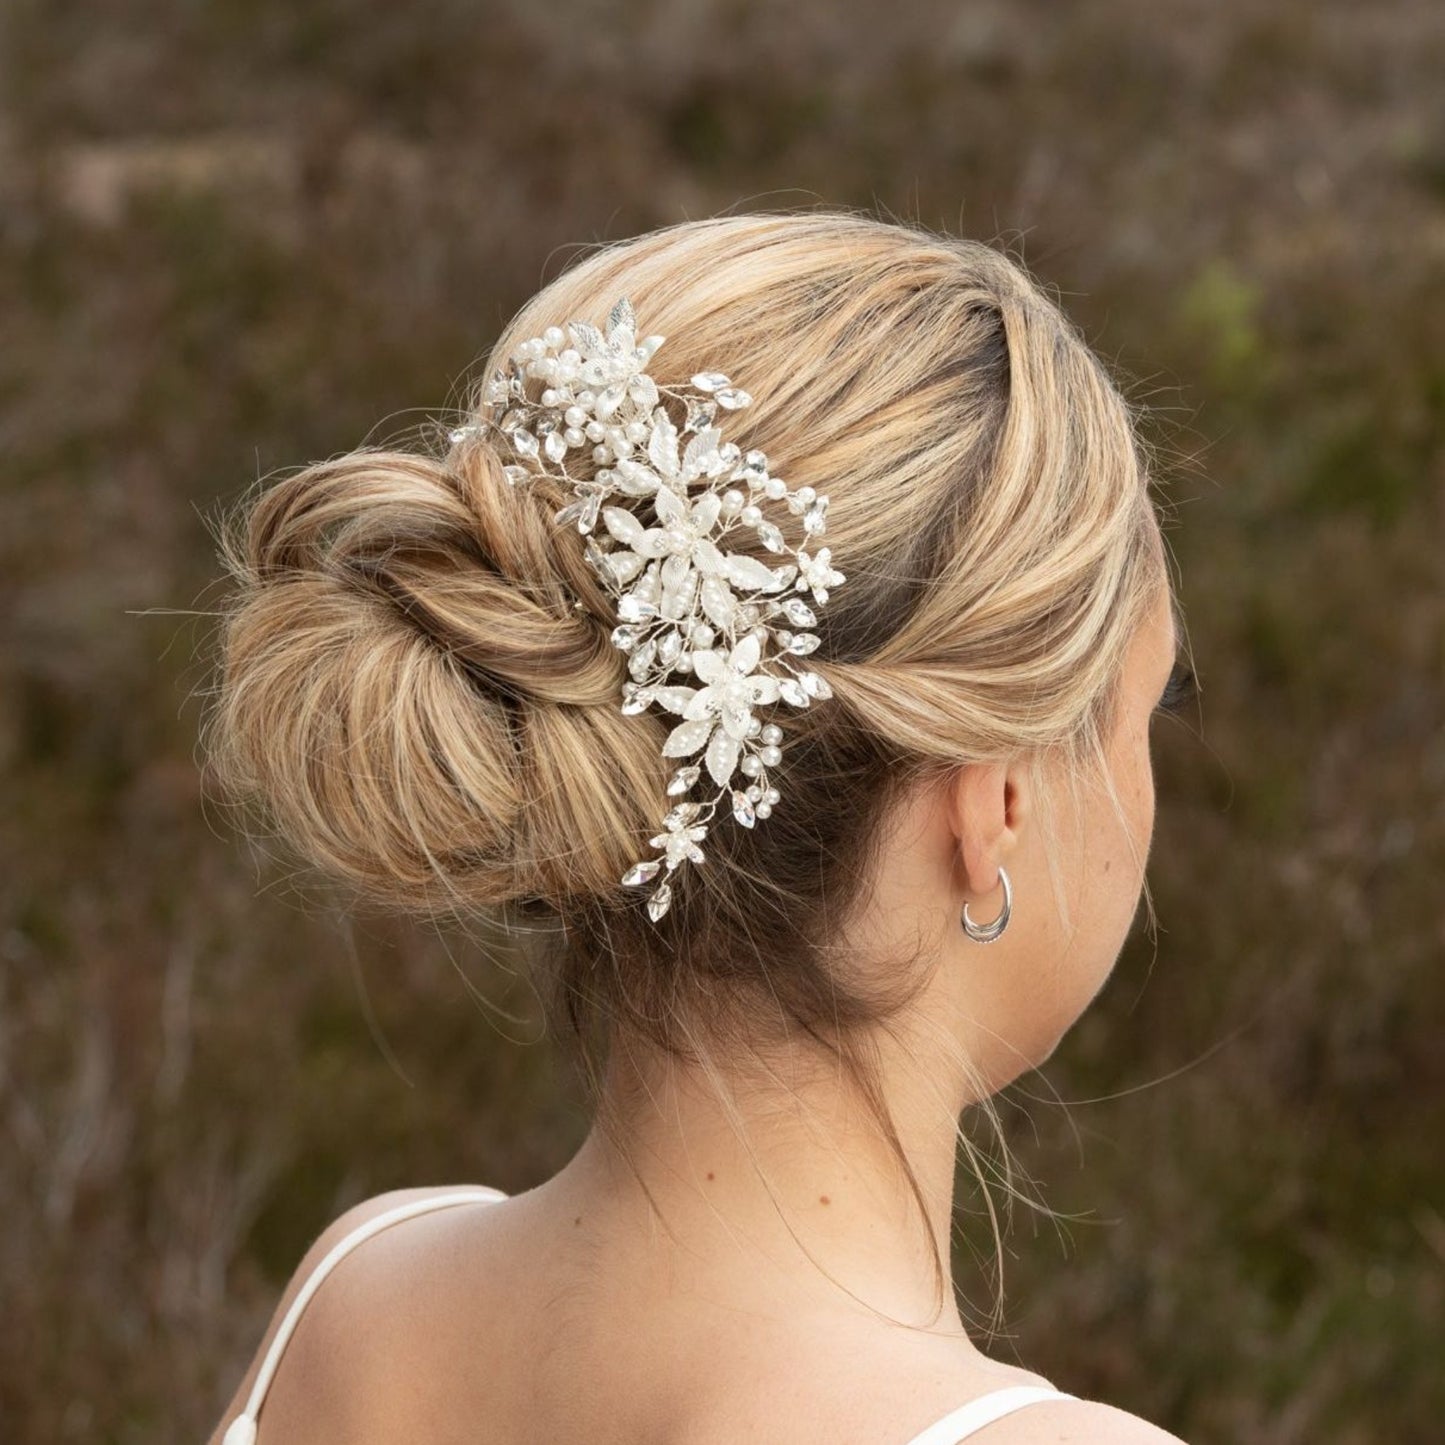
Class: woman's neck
540,1028,978,1339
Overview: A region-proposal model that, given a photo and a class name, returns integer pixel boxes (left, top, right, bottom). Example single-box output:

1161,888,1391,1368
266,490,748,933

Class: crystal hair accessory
449,297,845,923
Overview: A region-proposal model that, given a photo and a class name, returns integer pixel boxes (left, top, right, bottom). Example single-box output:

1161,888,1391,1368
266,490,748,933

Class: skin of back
209,1187,1192,1445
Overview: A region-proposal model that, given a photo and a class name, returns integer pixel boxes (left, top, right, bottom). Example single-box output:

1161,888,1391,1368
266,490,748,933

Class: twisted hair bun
208,434,670,913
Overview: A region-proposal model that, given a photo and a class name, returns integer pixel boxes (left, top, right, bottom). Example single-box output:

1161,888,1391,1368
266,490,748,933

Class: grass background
1,2,1441,1441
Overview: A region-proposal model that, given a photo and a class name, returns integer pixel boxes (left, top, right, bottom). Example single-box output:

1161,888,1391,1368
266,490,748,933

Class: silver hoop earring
961,865,1012,943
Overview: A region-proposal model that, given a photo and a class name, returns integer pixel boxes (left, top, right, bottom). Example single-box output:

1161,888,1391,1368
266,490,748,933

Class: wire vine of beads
450,297,846,923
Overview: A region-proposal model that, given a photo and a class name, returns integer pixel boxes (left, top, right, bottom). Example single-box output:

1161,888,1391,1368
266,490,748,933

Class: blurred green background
2,2,1441,1442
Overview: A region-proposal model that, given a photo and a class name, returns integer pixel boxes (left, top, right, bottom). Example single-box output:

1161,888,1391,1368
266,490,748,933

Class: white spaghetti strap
220,1187,507,1445
900,1384,1079,1445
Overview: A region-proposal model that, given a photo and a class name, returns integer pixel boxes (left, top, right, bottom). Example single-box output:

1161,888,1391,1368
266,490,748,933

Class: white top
220,1188,1077,1445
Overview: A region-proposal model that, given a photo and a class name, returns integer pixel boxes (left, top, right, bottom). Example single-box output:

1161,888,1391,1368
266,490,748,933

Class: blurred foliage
0,1,1441,1442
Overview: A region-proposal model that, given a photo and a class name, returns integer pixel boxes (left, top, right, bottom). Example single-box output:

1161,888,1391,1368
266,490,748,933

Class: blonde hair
206,208,1171,1336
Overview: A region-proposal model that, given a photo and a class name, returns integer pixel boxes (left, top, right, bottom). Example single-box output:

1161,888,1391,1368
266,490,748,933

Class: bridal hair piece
450,297,845,923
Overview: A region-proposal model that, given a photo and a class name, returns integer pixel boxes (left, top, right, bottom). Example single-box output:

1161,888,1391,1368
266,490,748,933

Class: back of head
207,208,1166,1084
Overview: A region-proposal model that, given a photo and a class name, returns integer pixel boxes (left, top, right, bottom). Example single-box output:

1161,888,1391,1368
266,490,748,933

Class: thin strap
221,1187,507,1445
900,1385,1079,1445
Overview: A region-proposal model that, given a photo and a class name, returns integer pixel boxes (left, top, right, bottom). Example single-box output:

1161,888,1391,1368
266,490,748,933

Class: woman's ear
946,760,1025,896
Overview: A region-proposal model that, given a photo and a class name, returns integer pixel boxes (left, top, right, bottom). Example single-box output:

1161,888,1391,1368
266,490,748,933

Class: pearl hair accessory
450,297,845,923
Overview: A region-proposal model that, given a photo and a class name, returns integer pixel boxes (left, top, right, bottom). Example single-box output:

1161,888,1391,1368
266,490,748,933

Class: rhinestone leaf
800,670,833,698
617,592,657,623
628,635,659,677
732,790,757,827
512,429,539,459
786,633,821,655
714,386,752,409
780,596,816,626
663,800,704,828
741,450,768,481
778,677,810,707
684,398,717,432
667,764,702,795
646,882,673,921
691,371,731,391
757,520,786,552
622,859,661,886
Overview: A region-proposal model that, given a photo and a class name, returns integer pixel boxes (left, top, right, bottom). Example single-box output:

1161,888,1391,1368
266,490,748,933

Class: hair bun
206,436,671,913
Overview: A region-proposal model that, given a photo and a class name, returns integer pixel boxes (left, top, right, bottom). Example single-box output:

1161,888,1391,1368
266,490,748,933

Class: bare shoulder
206,1184,505,1445
978,1394,1191,1444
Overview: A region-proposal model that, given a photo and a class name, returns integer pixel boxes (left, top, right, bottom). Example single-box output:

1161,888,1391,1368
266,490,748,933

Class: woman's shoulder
943,1390,1190,1445
208,1184,510,1445
1031,1400,1191,1444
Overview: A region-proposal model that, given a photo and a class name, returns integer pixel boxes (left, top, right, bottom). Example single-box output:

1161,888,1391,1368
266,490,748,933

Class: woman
206,209,1196,1443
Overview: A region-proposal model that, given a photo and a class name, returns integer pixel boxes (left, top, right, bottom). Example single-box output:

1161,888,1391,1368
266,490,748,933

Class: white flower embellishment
663,631,782,791
455,297,846,922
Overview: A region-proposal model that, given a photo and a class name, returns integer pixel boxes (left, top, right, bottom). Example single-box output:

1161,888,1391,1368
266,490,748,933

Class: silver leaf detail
568,320,606,354
653,686,700,715
723,553,780,592
705,727,741,788
604,550,647,585
608,297,636,333
699,574,738,628
662,716,716,757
